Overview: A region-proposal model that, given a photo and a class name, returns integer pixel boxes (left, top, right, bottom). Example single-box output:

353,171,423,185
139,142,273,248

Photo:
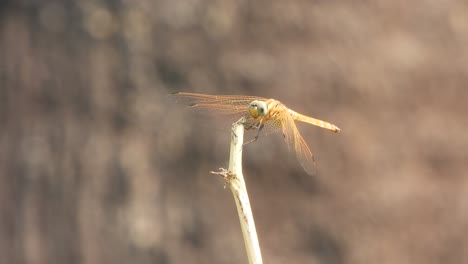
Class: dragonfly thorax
248,100,268,118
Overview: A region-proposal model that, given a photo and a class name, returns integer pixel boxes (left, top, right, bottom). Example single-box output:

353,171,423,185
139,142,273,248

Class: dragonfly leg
244,117,263,130
245,123,261,130
243,137,257,145
243,123,264,145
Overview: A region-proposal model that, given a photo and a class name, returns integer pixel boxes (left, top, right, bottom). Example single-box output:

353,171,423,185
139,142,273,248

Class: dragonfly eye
257,102,267,116
249,100,268,117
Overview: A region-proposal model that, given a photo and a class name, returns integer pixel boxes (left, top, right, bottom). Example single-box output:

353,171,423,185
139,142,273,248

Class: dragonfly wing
257,118,283,136
170,92,267,129
171,92,266,114
281,112,317,176
294,130,317,176
171,92,263,101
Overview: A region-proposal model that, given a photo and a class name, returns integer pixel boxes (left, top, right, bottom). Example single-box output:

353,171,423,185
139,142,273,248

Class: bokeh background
1,1,468,263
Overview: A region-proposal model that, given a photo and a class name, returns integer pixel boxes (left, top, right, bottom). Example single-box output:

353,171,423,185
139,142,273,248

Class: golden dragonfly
172,92,340,175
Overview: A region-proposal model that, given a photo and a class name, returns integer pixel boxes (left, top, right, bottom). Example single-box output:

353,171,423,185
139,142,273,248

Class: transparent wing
281,111,317,176
257,118,283,136
170,92,266,115
170,92,270,135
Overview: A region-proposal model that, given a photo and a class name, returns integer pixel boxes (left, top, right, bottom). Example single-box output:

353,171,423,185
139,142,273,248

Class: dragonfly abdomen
288,109,341,133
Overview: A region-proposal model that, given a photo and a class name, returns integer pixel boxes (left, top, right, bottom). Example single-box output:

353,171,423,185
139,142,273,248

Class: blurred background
1,1,468,263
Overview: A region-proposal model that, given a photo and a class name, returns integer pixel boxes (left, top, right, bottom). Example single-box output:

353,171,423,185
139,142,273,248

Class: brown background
1,1,468,263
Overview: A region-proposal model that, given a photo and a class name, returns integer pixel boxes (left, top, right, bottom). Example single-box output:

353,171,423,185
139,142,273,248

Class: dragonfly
171,92,340,175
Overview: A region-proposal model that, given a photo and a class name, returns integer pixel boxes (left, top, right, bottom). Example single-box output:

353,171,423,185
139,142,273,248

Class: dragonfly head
248,100,268,118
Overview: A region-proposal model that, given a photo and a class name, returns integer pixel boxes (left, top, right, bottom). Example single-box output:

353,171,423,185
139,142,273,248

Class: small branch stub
210,168,235,189
210,118,263,264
